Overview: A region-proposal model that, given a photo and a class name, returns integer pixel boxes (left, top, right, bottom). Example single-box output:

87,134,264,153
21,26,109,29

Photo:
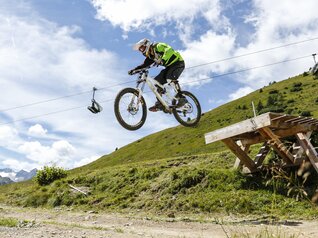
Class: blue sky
0,0,318,172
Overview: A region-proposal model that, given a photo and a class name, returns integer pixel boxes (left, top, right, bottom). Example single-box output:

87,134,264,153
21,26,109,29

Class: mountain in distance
0,168,38,184
0,168,14,173
0,175,14,185
15,169,38,182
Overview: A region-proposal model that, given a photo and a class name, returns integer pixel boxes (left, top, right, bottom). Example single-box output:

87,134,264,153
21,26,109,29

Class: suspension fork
135,80,146,105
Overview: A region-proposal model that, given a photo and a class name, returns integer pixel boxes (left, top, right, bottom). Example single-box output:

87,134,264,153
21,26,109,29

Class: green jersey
152,43,183,67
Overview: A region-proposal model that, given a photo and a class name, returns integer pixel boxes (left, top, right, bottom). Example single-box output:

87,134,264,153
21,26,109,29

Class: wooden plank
268,112,285,120
271,114,288,121
269,114,298,123
257,127,294,165
298,118,317,124
241,124,318,145
255,142,270,167
290,118,314,124
222,138,257,172
233,141,250,169
205,113,272,144
285,117,302,123
69,184,88,196
296,133,318,174
291,142,304,164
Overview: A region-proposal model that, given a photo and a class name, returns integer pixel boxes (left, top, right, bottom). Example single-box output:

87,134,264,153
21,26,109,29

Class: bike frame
134,70,180,113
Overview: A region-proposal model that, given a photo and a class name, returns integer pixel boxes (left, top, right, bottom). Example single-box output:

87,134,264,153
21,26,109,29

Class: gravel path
1,205,317,238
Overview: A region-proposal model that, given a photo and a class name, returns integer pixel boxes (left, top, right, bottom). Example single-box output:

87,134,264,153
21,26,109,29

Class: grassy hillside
75,72,318,172
1,73,318,219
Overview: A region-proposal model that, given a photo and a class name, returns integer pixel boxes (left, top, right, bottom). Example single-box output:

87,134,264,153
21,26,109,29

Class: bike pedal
148,107,161,112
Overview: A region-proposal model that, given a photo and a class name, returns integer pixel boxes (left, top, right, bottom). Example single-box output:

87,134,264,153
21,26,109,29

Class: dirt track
1,205,318,238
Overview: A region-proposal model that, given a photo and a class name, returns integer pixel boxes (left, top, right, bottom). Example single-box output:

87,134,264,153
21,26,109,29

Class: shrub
290,87,302,92
35,166,67,186
0,218,18,227
293,82,302,87
290,82,303,92
269,90,279,94
256,101,264,112
300,111,312,117
266,95,276,106
285,108,293,114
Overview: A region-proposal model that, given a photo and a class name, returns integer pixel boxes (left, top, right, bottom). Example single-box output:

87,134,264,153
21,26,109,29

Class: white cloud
181,0,318,93
230,0,318,88
28,124,47,136
0,126,18,143
18,140,76,168
0,172,16,181
89,0,318,92
52,140,76,157
0,5,156,170
90,0,220,32
228,86,254,101
180,30,236,87
73,155,99,168
0,126,22,148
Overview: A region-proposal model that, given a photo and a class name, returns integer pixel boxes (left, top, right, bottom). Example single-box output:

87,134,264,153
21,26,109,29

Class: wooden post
222,138,257,172
233,140,250,169
204,113,318,175
296,132,318,173
255,142,270,167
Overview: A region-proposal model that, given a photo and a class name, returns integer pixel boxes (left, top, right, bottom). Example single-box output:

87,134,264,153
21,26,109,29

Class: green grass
1,73,318,219
0,218,18,227
73,73,318,173
1,153,317,218
232,227,300,238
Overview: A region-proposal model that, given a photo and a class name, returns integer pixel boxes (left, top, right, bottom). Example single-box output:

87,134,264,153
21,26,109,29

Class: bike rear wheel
172,91,201,127
114,88,147,130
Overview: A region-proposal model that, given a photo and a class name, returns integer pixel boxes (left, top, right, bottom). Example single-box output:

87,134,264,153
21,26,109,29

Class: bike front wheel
114,88,147,130
172,91,201,127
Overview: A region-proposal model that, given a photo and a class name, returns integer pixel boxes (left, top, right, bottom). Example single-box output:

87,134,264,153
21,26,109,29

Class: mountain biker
128,38,185,112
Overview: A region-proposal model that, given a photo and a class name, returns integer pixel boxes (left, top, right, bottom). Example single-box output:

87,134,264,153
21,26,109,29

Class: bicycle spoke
114,88,147,130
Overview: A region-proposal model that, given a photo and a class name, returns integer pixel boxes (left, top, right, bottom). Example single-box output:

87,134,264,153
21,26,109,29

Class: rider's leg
149,69,168,112
165,61,187,107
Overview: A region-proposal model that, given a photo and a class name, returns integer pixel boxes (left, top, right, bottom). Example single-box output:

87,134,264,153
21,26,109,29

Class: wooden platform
205,112,318,173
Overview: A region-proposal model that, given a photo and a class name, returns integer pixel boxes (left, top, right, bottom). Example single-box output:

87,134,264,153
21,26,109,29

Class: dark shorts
154,61,185,85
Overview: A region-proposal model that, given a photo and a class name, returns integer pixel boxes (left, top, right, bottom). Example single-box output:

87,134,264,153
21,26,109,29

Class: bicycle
114,67,201,130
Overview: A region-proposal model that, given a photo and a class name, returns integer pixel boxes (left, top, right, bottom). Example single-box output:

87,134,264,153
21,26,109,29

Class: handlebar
129,63,159,75
131,67,150,75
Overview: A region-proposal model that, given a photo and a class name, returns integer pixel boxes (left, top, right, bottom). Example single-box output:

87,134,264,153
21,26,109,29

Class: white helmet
133,38,151,54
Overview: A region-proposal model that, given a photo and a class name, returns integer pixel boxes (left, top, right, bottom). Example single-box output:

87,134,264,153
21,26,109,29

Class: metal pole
92,87,97,100
252,101,257,117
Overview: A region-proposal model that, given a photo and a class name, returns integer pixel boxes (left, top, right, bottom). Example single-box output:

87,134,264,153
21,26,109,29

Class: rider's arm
133,57,155,70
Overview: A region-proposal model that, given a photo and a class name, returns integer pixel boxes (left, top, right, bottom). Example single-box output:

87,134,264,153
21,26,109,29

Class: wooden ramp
204,112,318,173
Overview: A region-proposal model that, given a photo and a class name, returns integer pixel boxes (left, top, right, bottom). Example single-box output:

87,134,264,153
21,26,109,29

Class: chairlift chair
88,87,103,113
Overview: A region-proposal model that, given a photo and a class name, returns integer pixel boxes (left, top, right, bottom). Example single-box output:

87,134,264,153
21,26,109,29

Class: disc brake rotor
128,104,138,115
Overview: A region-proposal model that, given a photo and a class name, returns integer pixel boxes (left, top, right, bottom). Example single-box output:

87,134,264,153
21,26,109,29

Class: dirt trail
0,205,317,238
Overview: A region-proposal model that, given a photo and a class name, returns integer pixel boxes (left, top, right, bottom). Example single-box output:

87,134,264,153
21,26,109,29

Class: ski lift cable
0,37,317,113
0,54,313,126
186,36,318,69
